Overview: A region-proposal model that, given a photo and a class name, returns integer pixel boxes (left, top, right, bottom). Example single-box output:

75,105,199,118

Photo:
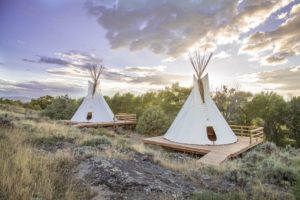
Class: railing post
241,126,243,137
250,131,252,144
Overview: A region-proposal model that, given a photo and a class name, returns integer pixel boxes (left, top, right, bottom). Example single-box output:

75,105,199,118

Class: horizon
1,0,300,100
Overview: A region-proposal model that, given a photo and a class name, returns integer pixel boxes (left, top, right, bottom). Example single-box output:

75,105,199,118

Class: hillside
0,104,299,200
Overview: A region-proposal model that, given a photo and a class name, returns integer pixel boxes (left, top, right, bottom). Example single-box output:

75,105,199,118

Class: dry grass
0,107,94,200
131,143,199,172
1,105,299,200
0,127,77,200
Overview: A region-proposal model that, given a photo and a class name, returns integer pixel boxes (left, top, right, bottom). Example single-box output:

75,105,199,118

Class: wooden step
197,152,228,166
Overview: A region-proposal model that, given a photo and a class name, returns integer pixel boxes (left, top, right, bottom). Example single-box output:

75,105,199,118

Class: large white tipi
71,65,114,123
164,50,237,145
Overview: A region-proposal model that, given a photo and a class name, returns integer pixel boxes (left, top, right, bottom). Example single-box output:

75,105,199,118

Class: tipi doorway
206,126,217,142
86,112,93,121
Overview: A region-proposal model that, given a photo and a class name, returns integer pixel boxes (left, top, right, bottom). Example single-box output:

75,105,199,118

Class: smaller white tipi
164,49,237,145
71,65,114,123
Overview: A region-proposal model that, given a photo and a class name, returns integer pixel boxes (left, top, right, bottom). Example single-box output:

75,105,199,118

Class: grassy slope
0,104,299,200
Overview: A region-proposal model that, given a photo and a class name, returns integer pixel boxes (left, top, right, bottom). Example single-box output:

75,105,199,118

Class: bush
41,95,80,120
115,138,129,150
243,151,264,165
0,114,14,128
192,190,246,200
256,142,278,155
29,135,74,146
223,168,251,187
81,135,111,147
81,128,111,137
136,106,169,136
262,158,297,186
192,190,222,200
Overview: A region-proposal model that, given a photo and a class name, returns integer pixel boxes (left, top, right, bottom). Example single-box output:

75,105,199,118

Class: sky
0,0,300,100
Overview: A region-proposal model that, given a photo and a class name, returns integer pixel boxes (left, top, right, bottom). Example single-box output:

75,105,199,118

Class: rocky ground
35,136,197,199
76,153,195,199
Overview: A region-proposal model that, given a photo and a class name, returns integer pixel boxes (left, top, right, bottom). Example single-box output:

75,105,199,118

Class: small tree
285,97,300,147
41,95,79,120
243,92,287,146
136,106,169,136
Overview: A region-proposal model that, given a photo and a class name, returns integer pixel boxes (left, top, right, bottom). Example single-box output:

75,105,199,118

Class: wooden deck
143,135,263,166
73,120,136,129
64,113,137,129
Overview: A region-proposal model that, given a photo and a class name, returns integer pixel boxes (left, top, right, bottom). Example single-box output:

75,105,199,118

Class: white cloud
277,12,288,19
238,66,300,96
240,2,300,66
214,51,230,59
85,0,289,58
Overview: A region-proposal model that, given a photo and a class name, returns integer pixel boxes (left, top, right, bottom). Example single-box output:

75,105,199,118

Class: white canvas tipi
71,65,114,123
164,50,237,145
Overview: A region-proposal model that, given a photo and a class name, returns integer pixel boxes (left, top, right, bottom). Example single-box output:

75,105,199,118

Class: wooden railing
114,113,137,123
230,125,264,144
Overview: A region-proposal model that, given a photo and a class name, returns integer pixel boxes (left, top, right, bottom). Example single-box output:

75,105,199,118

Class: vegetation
81,135,112,147
2,84,298,147
0,108,94,200
136,106,169,136
41,95,81,120
191,142,300,200
0,104,299,199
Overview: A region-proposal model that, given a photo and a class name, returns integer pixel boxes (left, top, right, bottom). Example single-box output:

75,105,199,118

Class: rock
201,174,211,181
38,141,75,153
76,152,196,199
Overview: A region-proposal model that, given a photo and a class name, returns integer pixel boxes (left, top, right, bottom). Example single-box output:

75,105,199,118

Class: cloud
238,66,300,96
214,51,230,59
27,50,188,86
57,50,102,67
23,50,102,68
23,56,71,66
128,73,187,85
84,0,289,57
256,66,300,91
48,63,188,86
240,2,300,65
0,79,84,98
214,0,290,43
291,2,300,15
277,12,288,19
124,65,166,74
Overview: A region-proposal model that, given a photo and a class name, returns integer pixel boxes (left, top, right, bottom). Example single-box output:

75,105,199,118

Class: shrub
115,138,130,150
136,106,169,136
192,190,222,200
81,128,111,137
262,158,297,186
223,168,251,187
256,142,278,155
29,135,74,146
192,190,246,200
0,114,14,128
41,95,80,120
242,151,264,165
81,135,111,147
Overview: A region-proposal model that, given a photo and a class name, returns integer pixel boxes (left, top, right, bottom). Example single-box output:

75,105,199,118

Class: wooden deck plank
143,136,263,166
73,120,136,129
